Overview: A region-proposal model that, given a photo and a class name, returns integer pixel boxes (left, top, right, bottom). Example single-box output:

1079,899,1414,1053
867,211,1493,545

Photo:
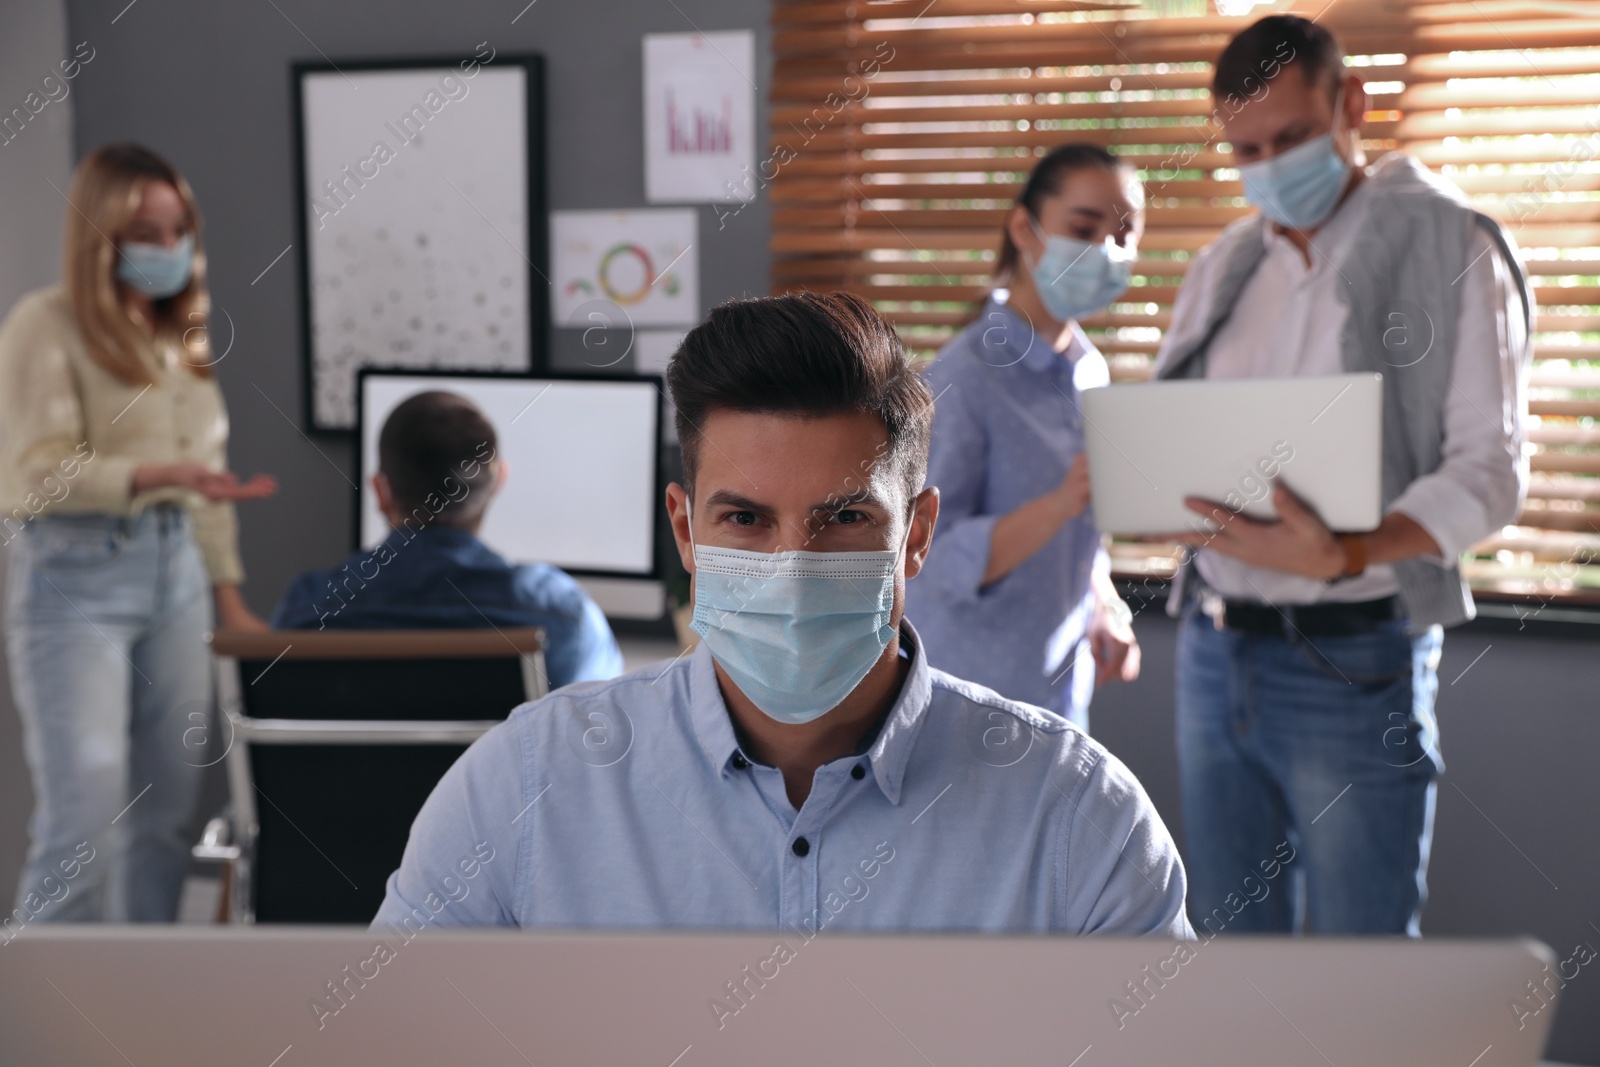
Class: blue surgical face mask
116,234,194,299
688,502,910,725
1238,96,1352,230
1027,218,1134,323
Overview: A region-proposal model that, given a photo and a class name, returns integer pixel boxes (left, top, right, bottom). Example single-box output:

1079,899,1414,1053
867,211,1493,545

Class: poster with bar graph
643,31,755,204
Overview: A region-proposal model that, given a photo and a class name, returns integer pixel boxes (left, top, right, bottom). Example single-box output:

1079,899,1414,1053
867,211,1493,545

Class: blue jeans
1175,597,1443,935
5,507,211,923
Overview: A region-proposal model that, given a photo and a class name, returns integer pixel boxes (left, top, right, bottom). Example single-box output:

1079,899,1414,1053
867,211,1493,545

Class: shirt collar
981,297,1089,375
381,524,483,552
687,619,935,806
1260,168,1373,264
862,619,933,804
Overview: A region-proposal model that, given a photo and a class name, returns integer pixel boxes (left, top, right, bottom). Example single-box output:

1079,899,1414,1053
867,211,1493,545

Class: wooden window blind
770,0,1600,605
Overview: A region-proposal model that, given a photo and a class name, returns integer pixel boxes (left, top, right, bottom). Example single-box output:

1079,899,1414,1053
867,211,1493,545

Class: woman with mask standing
0,144,276,922
905,144,1144,731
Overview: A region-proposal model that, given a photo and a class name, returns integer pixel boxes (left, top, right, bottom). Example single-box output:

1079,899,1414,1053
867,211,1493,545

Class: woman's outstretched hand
133,462,278,502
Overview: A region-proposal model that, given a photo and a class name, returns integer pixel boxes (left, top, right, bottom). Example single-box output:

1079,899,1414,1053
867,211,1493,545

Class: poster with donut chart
550,209,698,328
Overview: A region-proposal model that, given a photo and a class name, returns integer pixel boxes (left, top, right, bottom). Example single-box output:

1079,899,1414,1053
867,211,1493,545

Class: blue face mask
688,505,909,725
116,234,194,299
1027,219,1134,323
1238,102,1352,230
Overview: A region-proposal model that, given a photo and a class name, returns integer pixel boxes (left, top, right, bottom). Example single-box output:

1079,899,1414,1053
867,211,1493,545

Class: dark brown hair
994,143,1132,284
378,390,499,529
667,291,932,504
1212,15,1344,106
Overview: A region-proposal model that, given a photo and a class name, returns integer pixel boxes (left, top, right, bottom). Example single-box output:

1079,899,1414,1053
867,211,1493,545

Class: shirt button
730,753,749,770
791,837,810,857
178,436,191,449
851,764,866,780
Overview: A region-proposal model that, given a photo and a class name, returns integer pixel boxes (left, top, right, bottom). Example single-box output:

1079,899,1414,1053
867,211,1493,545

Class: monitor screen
357,372,660,577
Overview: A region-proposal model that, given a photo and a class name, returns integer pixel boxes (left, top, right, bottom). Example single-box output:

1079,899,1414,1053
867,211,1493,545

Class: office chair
197,628,547,924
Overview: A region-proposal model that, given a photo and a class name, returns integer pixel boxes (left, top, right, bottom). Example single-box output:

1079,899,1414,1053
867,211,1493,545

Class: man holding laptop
373,291,1190,938
1154,16,1532,934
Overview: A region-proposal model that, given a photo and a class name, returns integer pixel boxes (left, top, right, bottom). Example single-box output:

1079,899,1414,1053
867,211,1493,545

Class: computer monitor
356,369,664,618
0,929,1561,1067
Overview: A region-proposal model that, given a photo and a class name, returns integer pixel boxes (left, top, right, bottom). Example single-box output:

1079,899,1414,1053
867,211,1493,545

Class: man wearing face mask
1155,16,1532,936
907,144,1146,732
373,291,1191,939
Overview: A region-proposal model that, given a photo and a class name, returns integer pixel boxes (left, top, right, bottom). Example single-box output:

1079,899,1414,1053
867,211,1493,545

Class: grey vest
1155,155,1534,630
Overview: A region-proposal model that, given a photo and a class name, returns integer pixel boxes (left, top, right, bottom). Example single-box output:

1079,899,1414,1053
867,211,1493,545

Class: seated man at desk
374,293,1190,937
271,389,622,690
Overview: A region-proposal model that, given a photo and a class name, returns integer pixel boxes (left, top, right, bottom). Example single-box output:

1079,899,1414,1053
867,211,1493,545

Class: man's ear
903,486,940,580
373,471,397,523
665,482,695,574
1339,72,1368,149
489,459,509,498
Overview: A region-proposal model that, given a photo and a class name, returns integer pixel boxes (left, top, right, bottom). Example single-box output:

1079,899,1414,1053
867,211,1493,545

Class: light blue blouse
905,298,1111,727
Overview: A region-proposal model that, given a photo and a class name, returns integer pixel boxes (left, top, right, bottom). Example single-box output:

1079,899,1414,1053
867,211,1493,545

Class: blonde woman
0,144,275,922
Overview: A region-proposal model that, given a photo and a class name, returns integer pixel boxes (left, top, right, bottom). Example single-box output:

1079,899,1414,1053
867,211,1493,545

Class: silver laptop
1081,372,1384,535
0,928,1558,1066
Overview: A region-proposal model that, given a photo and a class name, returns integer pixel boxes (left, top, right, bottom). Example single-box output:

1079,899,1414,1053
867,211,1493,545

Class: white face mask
1237,87,1352,230
1026,217,1135,322
116,234,194,298
686,499,912,724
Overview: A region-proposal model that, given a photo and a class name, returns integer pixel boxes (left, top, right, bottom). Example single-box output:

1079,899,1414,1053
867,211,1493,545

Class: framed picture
291,52,546,431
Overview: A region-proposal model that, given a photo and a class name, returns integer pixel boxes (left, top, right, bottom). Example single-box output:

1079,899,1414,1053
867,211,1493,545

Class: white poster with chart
643,31,756,204
550,210,698,328
295,56,543,430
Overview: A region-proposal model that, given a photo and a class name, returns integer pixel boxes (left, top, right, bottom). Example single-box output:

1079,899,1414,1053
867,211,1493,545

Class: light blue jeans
1176,596,1443,936
6,506,211,923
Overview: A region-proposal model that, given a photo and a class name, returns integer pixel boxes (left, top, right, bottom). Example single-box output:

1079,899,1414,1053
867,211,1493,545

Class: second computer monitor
356,370,662,594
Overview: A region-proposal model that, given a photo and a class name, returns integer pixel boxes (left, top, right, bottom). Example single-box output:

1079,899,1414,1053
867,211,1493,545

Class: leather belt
1203,592,1402,638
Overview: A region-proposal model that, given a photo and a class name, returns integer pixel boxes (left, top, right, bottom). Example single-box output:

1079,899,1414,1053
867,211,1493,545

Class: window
770,0,1600,604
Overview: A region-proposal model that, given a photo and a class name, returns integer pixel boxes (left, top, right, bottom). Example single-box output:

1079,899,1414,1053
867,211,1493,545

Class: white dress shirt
1190,175,1528,605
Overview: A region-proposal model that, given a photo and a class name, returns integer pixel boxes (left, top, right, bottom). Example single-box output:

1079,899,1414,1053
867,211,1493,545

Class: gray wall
2,1,1596,1063
0,0,76,941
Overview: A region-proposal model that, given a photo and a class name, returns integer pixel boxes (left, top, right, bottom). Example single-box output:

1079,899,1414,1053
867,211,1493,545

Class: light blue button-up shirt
905,298,1111,726
373,621,1191,938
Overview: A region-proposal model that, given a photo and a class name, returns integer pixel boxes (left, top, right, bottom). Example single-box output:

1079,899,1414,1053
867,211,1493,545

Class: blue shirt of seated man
371,292,1188,939
270,525,623,691
270,387,622,691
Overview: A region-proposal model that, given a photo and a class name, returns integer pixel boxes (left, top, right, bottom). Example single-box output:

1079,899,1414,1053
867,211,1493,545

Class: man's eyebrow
813,487,893,515
1276,120,1316,143
1068,205,1107,221
703,490,778,519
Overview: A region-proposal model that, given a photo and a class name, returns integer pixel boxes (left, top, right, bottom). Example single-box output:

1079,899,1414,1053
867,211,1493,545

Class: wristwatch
1327,533,1367,584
